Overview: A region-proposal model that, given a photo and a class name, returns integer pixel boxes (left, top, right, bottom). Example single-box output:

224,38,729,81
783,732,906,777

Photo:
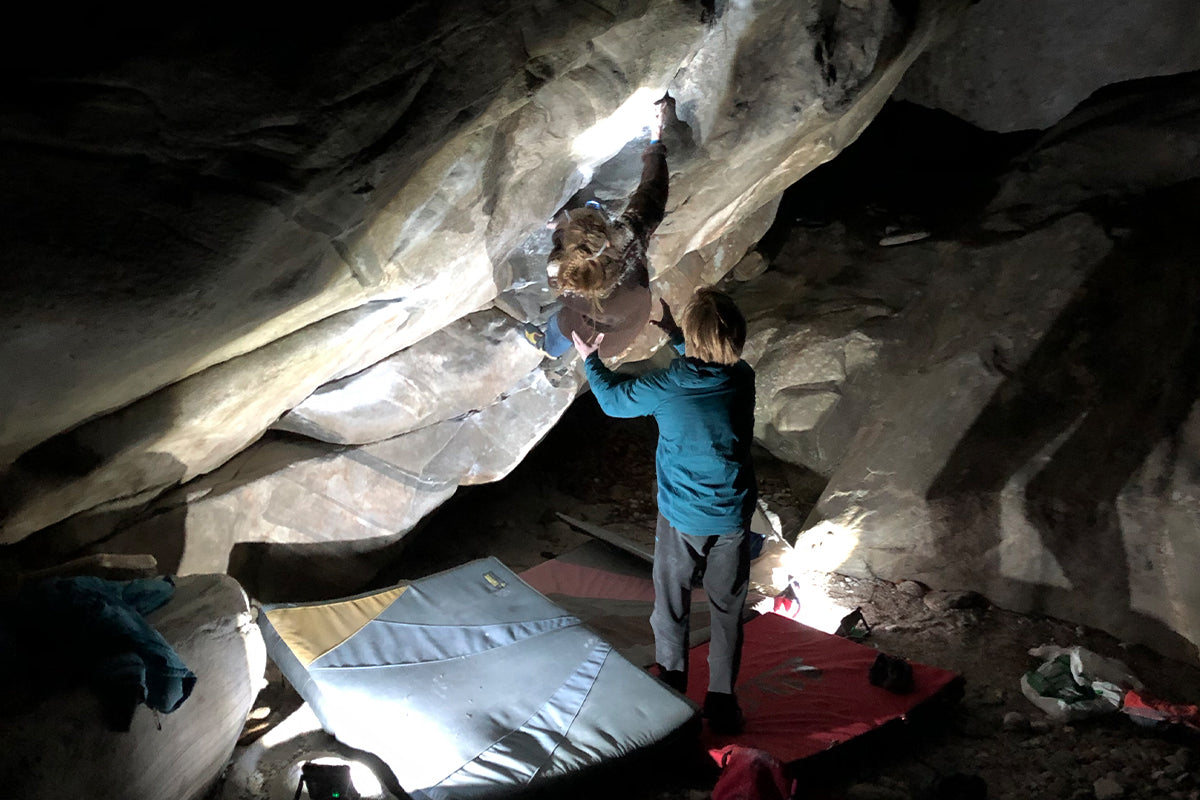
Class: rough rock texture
0,574,266,800
894,0,1200,132
34,365,580,599
739,73,1200,662
1,1,969,555
273,310,544,445
2,300,424,542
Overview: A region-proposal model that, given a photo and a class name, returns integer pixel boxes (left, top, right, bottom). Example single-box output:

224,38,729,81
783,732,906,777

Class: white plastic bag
1020,644,1142,722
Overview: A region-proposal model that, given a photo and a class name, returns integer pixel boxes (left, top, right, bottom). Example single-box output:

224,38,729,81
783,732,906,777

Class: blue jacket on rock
584,331,757,536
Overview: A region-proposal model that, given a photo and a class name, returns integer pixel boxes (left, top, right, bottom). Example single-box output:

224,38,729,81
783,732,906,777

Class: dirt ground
238,391,1198,800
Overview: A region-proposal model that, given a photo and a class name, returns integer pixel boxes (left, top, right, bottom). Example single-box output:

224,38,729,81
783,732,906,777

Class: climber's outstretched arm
622,93,676,242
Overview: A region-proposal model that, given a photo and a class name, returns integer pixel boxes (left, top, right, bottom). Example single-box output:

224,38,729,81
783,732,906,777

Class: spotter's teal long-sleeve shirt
584,331,756,536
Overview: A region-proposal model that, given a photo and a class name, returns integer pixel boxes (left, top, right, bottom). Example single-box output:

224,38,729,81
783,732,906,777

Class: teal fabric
17,576,196,726
584,332,756,535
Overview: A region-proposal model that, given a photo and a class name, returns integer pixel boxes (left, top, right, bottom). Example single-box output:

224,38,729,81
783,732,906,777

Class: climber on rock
572,287,757,736
524,92,678,360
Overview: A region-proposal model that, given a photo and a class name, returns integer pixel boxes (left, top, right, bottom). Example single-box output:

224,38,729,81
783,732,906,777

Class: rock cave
2,1,1199,799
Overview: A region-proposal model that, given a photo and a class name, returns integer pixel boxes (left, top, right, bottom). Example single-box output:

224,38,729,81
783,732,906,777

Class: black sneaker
703,691,745,735
656,668,687,694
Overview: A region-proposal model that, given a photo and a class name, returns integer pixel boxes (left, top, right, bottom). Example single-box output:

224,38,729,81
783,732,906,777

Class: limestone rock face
273,310,544,445
1,300,426,543
0,574,266,800
1,0,970,552
57,366,580,599
742,74,1200,661
894,0,1200,132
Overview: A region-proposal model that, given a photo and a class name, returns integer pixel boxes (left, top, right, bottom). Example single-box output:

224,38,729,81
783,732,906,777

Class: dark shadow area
756,100,1039,259
1,429,344,572
370,391,662,589
786,675,965,795
0,451,189,575
927,178,1200,659
228,534,417,605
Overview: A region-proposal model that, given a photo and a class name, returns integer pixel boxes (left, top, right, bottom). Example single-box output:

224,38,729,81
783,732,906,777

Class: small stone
1003,711,1029,731
731,251,769,281
878,230,930,246
1094,776,1124,799
976,687,1007,706
924,589,989,612
1048,750,1078,772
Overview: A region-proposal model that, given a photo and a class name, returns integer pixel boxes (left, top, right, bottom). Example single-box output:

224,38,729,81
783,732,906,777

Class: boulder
56,366,580,599
0,573,266,800
895,0,1200,132
1,0,969,547
745,76,1200,662
274,309,543,445
0,300,443,545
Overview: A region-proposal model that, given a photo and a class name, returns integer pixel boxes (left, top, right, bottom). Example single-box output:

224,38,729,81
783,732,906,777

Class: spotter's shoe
704,691,745,736
656,669,687,694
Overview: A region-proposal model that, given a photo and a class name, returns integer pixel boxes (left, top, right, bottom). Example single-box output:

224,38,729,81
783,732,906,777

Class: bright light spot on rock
756,577,857,635
349,761,384,798
571,87,664,168
748,516,859,634
751,519,860,633
308,756,385,799
792,518,861,574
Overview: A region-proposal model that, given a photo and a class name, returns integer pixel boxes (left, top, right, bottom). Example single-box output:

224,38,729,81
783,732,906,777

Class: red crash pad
687,612,962,762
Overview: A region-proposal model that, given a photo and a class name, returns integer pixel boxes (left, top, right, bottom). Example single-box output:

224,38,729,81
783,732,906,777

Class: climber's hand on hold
652,92,676,141
572,330,604,358
650,298,680,336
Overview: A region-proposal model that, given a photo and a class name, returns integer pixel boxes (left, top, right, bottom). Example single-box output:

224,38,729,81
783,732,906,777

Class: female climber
524,93,675,359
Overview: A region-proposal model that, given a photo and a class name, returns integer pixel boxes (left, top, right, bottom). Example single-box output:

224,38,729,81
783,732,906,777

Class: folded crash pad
258,557,698,799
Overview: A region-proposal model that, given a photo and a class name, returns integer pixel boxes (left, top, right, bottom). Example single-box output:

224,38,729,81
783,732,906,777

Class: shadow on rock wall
928,179,1200,660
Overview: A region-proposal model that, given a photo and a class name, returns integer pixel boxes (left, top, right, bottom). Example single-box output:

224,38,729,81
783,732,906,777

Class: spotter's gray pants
651,513,750,694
